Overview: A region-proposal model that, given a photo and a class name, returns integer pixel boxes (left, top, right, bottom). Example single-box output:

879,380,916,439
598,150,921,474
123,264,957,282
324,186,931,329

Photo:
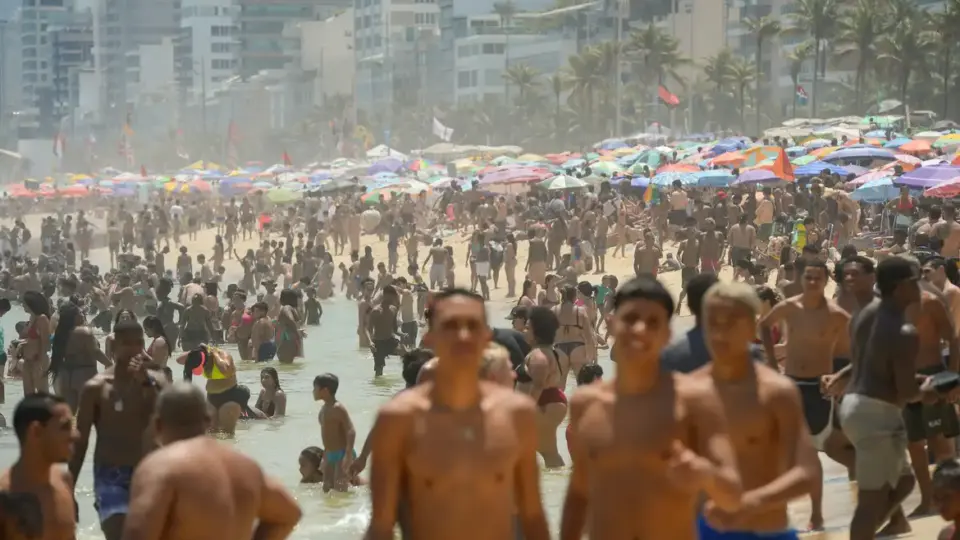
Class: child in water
304,288,322,326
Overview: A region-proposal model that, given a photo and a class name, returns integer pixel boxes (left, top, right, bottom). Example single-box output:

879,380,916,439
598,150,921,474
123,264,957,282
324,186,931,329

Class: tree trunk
944,47,952,120
755,37,763,137
812,36,820,117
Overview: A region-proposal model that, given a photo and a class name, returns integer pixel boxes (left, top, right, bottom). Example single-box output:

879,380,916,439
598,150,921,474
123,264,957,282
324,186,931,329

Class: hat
506,306,529,320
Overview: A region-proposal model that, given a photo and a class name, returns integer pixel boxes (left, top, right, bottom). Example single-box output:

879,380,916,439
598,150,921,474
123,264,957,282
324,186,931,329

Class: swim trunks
325,449,357,465
787,375,832,450
93,465,134,523
257,341,277,362
697,515,799,539
839,393,911,491
903,363,960,443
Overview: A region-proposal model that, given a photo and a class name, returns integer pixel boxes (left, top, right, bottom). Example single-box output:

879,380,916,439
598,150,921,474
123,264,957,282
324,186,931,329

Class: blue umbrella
694,170,734,187
864,130,888,138
598,139,628,150
562,158,587,168
850,177,903,203
883,137,912,149
652,171,697,186
629,176,649,188
785,146,808,157
794,161,852,177
822,147,896,161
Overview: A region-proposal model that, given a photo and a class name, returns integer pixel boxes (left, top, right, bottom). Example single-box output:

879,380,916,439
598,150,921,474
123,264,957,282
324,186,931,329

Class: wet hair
576,364,604,386
877,256,919,298
49,303,83,383
933,458,960,493
22,291,50,318
252,301,269,314
113,319,144,344
142,316,170,350
13,392,67,443
182,346,207,382
401,348,435,388
527,306,559,345
836,255,876,283
686,272,719,320
261,367,281,390
703,282,761,319
313,373,339,396
756,286,781,307
577,281,595,298
926,257,960,285
613,276,674,316
279,289,299,308
561,285,577,303
521,278,536,298
426,288,485,326
300,446,324,470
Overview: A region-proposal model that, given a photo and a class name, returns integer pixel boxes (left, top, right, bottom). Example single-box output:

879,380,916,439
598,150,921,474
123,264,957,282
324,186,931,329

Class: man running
694,282,818,539
122,383,301,540
758,260,850,530
365,289,550,540
71,320,166,540
0,393,77,540
561,277,742,540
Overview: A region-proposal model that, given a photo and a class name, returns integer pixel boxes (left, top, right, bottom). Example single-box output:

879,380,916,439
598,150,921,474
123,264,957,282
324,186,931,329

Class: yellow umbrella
452,158,474,172
517,153,547,163
611,147,635,157
70,173,92,182
933,133,960,148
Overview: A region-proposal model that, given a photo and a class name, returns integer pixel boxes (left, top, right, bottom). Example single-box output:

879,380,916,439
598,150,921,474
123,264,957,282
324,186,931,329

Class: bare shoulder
482,382,535,413
57,467,73,490
376,386,428,419
755,365,803,403
676,373,722,409
569,380,611,412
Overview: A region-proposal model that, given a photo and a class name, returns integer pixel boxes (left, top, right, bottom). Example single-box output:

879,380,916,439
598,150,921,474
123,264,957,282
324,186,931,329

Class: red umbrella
55,185,90,198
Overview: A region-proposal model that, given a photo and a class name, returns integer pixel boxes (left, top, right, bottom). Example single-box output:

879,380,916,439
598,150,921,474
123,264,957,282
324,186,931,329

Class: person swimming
299,447,325,484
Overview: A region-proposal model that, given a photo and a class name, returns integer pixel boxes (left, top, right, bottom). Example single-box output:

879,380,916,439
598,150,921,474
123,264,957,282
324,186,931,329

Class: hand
665,440,712,491
341,453,354,474
349,454,368,477
703,492,760,531
820,374,844,398
369,342,377,353
920,376,939,404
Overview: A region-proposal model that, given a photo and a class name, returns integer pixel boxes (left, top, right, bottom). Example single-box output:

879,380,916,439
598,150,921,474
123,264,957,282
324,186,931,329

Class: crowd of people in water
8,154,960,540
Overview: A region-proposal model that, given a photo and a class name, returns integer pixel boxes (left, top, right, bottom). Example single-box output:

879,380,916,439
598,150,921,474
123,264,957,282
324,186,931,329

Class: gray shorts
839,394,911,491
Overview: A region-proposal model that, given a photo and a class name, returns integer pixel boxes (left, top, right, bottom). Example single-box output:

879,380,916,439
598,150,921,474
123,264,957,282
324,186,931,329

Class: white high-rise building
177,0,238,101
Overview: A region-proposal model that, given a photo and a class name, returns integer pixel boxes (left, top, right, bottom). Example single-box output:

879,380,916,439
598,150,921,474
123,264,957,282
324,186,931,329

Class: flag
432,117,454,142
52,132,65,157
282,150,292,167
772,147,795,181
140,165,147,178
796,85,808,106
657,85,680,107
643,183,658,204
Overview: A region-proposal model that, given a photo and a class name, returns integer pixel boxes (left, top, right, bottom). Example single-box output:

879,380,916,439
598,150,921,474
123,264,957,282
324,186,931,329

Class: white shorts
429,264,445,284
475,261,490,278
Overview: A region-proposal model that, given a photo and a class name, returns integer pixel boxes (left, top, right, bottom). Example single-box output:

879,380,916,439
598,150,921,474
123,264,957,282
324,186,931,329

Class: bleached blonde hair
703,281,762,319
479,343,511,378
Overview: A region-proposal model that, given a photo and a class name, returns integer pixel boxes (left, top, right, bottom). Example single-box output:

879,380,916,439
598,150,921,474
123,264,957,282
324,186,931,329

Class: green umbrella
581,174,608,185
791,154,818,166
539,174,588,190
589,161,623,176
491,155,515,166
266,187,302,204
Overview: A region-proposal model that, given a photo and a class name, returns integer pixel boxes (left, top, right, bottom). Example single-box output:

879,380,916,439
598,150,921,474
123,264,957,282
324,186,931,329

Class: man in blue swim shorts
69,320,165,540
696,282,819,540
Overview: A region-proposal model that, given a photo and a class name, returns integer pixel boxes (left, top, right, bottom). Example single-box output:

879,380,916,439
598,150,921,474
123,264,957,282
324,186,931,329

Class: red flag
658,85,680,107
282,151,292,167
140,165,147,177
772,147,795,181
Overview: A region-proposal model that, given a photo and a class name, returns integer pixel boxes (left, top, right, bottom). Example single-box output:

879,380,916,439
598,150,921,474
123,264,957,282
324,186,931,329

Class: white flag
432,117,453,142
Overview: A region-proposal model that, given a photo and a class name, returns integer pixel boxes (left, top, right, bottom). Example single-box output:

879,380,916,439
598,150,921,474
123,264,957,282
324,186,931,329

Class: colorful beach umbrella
540,174,588,190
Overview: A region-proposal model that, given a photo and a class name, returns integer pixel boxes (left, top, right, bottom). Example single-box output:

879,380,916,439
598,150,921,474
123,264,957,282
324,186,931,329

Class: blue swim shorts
698,515,799,540
93,465,134,523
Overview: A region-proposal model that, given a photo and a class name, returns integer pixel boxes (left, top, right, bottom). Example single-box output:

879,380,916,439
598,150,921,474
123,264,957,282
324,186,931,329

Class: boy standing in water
313,373,356,493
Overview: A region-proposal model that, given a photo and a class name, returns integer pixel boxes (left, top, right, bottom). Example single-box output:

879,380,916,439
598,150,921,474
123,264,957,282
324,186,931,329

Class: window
212,59,234,69
211,25,232,36
211,42,231,53
482,43,504,54
457,70,477,88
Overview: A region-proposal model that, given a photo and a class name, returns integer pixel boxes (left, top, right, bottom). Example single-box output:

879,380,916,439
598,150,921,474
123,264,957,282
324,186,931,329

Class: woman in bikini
21,291,51,395
143,315,171,368
255,367,287,418
523,306,567,468
517,279,538,309
537,274,560,307
552,285,595,388
276,289,303,364
178,345,245,434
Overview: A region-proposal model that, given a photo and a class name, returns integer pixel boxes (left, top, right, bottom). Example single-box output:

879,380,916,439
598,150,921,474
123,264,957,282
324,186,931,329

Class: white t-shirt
170,205,184,219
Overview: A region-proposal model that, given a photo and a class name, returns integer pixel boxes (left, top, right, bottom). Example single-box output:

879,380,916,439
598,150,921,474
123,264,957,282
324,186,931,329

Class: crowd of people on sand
9,145,960,540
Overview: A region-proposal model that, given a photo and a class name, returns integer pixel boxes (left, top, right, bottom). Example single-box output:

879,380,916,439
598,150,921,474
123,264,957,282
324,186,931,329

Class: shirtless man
825,257,930,539
727,214,756,266
932,204,960,258
633,231,661,278
366,288,550,540
693,282,818,539
121,383,301,540
758,261,850,530
313,373,356,492
357,278,374,349
367,285,402,377
561,277,742,540
905,256,960,515
835,256,877,317
925,257,960,333
71,321,165,540
0,393,77,540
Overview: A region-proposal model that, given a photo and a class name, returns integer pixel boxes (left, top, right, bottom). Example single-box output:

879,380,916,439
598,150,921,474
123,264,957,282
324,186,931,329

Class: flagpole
613,0,623,138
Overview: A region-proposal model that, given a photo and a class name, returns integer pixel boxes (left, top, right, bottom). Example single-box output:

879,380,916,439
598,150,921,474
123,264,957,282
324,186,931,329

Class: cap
506,305,529,320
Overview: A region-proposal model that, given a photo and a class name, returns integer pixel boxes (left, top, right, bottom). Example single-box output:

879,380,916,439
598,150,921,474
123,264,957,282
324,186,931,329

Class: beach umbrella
652,171,697,187
479,166,552,185
802,138,832,149
709,150,747,167
540,174,588,190
785,146,808,157
914,131,944,141
846,170,895,188
734,169,782,185
821,147,896,161
794,161,852,177
896,164,960,189
810,146,841,158
581,174,608,185
562,158,587,169
925,177,960,198
934,134,960,148
883,137,913,149
517,153,547,163
791,154,819,166
596,138,628,150
588,161,623,176
693,170,734,187
629,176,650,188
864,130,889,138
851,177,901,203
51,185,89,198
165,180,212,194
899,139,933,155
656,163,699,174
367,157,404,175
263,187,302,204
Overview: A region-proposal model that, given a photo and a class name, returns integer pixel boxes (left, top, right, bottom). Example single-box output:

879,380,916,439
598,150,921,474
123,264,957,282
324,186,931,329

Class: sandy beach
3,211,951,538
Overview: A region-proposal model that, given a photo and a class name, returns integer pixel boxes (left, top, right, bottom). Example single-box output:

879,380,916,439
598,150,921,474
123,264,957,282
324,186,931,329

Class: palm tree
877,6,937,109
743,15,780,135
932,0,960,118
702,48,736,128
730,57,758,130
789,0,838,117
503,64,541,107
549,72,565,146
833,0,885,113
626,23,689,90
785,42,814,118
493,1,518,105
563,47,605,142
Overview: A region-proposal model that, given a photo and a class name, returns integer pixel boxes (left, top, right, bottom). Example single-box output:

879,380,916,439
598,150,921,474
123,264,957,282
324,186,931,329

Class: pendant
114,400,123,412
